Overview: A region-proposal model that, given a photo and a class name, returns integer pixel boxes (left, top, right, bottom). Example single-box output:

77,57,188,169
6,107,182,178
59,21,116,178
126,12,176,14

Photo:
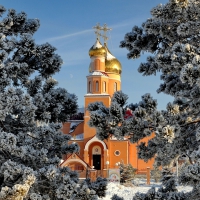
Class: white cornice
84,93,110,97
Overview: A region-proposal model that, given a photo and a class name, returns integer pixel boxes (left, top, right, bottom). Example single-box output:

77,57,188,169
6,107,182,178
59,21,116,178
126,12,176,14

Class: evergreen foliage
77,177,107,199
0,5,107,200
88,0,200,199
150,166,162,183
111,194,124,200
118,162,137,184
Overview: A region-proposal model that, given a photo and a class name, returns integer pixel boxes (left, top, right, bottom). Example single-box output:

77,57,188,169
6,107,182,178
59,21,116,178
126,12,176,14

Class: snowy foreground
99,179,192,200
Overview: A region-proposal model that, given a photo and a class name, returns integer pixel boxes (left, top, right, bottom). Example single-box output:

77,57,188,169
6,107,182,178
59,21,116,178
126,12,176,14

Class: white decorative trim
84,94,110,97
87,71,109,77
110,136,128,140
84,136,107,151
61,158,87,168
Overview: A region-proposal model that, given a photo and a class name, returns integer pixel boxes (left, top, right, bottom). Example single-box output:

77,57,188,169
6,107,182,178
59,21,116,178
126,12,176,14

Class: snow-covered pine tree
0,5,107,200
77,177,107,200
118,161,137,184
88,0,200,199
150,166,162,183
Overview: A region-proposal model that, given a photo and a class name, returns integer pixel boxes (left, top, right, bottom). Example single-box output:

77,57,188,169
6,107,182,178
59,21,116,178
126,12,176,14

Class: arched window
114,82,117,92
96,81,99,91
103,81,106,92
88,81,92,93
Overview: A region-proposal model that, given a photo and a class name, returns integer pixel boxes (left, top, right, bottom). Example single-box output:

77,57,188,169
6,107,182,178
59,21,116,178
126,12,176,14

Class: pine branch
0,121,7,132
182,119,200,127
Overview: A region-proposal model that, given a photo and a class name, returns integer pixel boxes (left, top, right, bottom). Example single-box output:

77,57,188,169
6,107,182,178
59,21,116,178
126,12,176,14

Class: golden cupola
87,23,122,97
105,44,122,75
89,38,106,57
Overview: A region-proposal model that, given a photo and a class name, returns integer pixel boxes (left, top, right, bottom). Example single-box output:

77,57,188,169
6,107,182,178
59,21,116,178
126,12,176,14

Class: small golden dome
105,59,122,75
89,39,106,57
105,45,122,75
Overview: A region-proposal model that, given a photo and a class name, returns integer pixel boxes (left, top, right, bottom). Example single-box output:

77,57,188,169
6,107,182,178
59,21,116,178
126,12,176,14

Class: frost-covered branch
89,0,200,199
0,4,107,199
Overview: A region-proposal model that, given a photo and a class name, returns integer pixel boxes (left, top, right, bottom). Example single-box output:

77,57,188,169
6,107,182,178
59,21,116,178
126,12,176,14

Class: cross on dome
93,23,102,40
101,24,112,44
93,23,112,43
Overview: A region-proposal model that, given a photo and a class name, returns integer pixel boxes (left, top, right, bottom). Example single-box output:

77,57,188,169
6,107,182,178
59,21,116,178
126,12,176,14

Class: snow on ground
99,179,193,200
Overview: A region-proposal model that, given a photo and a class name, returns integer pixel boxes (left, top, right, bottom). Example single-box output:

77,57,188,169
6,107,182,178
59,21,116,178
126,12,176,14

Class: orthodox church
60,24,154,174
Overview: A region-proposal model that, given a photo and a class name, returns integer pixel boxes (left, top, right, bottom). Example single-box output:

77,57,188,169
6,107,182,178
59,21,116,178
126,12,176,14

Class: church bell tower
84,24,122,141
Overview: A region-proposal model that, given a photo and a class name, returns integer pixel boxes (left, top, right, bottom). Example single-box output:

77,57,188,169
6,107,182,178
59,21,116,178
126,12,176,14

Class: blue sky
1,0,173,110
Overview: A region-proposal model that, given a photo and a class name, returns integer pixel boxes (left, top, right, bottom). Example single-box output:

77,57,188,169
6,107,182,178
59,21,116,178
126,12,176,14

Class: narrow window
114,82,117,92
103,81,106,92
96,81,99,91
88,81,92,93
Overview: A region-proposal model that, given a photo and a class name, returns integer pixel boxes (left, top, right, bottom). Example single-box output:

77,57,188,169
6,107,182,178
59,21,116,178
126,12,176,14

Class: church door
93,155,101,170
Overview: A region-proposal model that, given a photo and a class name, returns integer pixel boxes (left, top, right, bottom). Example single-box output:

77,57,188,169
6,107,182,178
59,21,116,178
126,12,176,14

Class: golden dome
89,39,106,57
105,59,122,75
105,45,122,75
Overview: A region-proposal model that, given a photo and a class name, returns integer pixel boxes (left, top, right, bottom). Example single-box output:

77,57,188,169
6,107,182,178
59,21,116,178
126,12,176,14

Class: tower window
96,81,99,91
114,82,117,92
103,81,106,92
88,81,92,93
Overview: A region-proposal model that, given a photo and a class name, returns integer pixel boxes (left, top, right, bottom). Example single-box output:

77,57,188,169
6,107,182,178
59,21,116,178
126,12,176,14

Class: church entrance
93,155,101,170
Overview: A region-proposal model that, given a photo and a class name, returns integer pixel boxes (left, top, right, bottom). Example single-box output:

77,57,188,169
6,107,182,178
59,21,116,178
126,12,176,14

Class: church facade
60,24,154,174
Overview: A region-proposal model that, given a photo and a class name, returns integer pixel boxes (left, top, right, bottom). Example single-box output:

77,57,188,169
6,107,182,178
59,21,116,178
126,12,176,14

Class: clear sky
1,0,173,110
